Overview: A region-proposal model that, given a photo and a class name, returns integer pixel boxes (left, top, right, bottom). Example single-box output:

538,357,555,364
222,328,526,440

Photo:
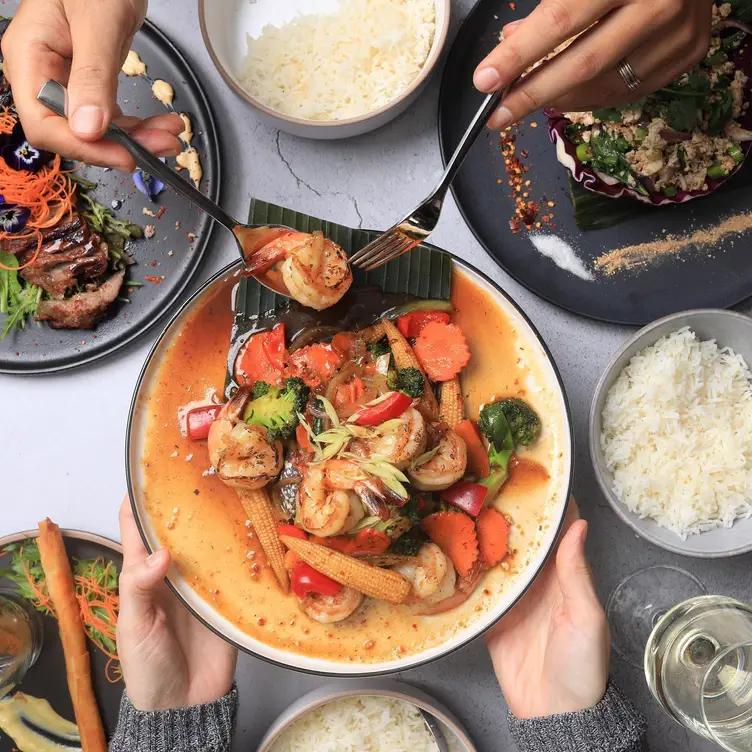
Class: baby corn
439,378,464,427
280,536,410,604
381,318,439,419
359,322,386,343
239,488,289,593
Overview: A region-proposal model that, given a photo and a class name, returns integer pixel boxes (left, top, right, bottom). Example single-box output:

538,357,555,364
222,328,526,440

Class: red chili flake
145,275,165,284
520,149,529,158
156,206,166,219
509,2,516,7
150,260,158,267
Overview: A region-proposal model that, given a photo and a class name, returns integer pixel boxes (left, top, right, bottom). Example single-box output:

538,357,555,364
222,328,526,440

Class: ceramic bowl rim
197,0,451,129
255,679,477,751
125,249,574,676
589,307,752,558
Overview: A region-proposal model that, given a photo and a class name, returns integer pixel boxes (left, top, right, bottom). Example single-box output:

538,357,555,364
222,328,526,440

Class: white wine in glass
646,595,752,749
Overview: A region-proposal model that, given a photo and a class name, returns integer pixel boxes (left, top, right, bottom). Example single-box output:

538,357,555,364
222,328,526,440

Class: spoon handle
37,80,238,233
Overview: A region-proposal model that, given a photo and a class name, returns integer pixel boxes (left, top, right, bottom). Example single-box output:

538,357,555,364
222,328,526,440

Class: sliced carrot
278,523,307,541
421,511,479,577
454,420,491,478
296,424,313,453
353,528,390,553
413,321,471,382
234,331,285,387
476,507,510,567
331,332,355,357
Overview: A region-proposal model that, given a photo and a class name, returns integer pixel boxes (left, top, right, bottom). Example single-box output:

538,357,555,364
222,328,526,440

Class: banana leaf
568,176,653,231
226,200,453,390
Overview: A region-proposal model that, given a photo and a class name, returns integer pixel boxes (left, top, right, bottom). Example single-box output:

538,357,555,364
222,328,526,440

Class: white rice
268,696,452,751
240,0,435,121
601,327,752,538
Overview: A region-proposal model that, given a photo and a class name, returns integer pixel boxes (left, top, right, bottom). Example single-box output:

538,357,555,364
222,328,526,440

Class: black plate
439,0,752,325
0,17,220,373
0,530,124,750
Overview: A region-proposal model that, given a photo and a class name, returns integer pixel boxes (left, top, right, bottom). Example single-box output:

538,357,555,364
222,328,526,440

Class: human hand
1,0,184,170
474,0,714,129
486,502,610,719
117,497,238,711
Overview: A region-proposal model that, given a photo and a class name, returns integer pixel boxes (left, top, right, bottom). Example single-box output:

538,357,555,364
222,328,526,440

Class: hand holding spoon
37,80,290,297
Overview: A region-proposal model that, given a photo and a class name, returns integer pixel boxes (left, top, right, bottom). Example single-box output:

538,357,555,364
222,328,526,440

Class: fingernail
474,67,501,93
146,550,164,568
490,106,514,130
70,106,105,137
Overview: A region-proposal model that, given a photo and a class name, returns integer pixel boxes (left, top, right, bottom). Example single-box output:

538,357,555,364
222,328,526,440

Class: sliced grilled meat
36,270,125,329
16,214,108,298
1,214,84,255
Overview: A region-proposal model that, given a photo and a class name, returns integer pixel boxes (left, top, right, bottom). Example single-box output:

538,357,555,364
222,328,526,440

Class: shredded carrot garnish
0,107,17,135
0,141,78,270
16,549,121,682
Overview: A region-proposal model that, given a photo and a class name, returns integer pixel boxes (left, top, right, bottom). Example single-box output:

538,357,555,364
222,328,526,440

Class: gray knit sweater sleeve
508,681,648,752
108,686,238,752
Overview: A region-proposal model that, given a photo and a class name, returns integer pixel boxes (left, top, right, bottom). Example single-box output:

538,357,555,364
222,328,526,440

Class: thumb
118,548,171,622
66,15,134,140
556,520,599,612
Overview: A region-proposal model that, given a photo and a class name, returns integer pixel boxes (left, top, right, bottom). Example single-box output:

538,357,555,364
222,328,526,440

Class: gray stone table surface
1,0,750,750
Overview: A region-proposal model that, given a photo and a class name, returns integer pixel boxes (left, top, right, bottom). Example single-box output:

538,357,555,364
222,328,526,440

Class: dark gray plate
0,530,124,750
438,0,752,325
0,18,220,372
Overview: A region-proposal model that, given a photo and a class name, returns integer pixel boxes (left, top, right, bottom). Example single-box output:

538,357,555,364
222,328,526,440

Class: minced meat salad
563,2,751,197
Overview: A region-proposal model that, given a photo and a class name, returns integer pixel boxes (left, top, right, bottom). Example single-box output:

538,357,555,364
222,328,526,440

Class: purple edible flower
133,166,165,201
0,195,31,234
0,122,45,172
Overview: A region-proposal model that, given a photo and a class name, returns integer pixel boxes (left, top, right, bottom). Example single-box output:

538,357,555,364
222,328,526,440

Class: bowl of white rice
257,679,476,751
199,0,450,139
590,309,752,558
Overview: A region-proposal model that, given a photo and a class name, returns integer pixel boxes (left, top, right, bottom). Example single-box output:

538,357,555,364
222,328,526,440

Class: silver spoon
419,707,450,752
37,79,290,296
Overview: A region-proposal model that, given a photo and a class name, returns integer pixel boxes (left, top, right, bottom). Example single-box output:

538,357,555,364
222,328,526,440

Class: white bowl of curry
126,252,573,675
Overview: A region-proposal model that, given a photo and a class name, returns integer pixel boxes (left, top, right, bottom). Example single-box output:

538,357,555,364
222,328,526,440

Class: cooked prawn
208,388,283,490
300,587,364,624
393,543,451,599
407,425,467,491
297,462,366,537
351,408,426,469
272,231,353,311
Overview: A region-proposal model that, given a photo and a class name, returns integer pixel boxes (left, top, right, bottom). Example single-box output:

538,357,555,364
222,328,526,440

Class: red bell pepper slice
310,536,357,554
262,323,287,372
353,528,390,553
440,481,488,518
277,523,307,541
353,391,412,426
186,405,221,440
397,311,451,339
291,562,342,599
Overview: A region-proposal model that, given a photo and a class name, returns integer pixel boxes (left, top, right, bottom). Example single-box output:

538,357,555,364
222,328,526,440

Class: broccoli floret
367,337,391,358
401,497,422,526
252,381,272,399
244,377,310,442
478,401,515,452
496,398,541,447
386,367,425,398
390,528,428,557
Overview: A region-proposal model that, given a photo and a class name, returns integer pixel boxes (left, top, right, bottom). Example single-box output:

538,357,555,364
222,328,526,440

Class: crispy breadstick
37,519,106,752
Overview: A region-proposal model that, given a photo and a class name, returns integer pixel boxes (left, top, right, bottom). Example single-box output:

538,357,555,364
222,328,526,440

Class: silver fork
350,83,514,271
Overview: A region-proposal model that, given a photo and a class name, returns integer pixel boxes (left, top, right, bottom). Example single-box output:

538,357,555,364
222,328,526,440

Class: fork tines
350,226,423,271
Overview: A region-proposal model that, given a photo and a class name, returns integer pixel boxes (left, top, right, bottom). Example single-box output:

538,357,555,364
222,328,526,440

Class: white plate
126,256,573,675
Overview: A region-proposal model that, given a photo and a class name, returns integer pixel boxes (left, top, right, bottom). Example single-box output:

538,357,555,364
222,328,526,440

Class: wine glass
701,641,752,751
606,565,707,666
0,590,43,697
646,596,752,750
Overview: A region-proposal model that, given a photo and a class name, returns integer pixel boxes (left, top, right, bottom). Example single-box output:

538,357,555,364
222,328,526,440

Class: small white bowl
198,0,450,139
590,309,752,558
256,679,477,751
